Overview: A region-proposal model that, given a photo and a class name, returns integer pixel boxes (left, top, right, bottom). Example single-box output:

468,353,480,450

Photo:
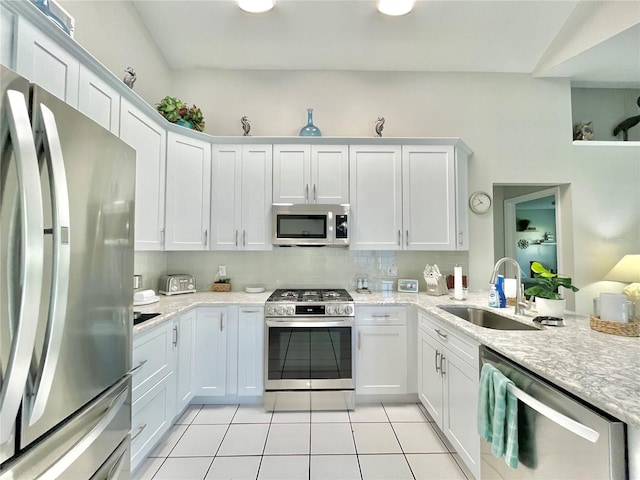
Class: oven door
265,318,354,391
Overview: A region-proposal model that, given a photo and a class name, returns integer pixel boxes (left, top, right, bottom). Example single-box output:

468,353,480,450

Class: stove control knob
326,305,335,315
276,306,285,316
286,306,295,315
344,305,353,315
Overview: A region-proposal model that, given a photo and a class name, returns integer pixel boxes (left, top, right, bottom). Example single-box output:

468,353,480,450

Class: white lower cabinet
194,307,228,397
175,310,196,413
355,307,407,395
131,321,176,472
237,307,264,397
418,311,480,480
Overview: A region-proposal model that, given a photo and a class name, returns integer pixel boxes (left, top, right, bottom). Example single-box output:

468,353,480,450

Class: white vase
535,297,566,318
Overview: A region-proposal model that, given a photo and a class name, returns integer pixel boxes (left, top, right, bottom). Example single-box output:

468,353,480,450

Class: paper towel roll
454,265,463,300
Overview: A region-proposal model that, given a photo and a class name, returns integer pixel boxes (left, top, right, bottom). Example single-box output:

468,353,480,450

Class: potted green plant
524,261,579,317
156,96,205,132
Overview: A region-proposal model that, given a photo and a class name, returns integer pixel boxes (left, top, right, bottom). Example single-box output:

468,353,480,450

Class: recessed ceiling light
238,0,274,13
377,0,414,16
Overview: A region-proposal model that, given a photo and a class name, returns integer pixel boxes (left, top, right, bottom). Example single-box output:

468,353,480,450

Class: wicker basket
211,282,232,292
590,315,640,337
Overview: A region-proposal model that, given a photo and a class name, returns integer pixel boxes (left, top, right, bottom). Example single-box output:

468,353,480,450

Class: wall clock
469,191,492,214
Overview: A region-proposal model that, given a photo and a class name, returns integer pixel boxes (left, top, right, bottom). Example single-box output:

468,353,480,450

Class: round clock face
469,191,492,214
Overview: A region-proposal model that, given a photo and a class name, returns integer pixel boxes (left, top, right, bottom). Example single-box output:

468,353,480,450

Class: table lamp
604,254,640,321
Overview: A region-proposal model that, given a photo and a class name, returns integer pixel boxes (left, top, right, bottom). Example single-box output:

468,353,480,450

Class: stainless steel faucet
490,257,527,315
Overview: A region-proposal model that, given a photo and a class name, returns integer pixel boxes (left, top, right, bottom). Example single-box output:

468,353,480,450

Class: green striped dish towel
478,363,519,468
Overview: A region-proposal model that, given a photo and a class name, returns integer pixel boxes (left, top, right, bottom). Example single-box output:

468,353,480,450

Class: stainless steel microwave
272,204,349,247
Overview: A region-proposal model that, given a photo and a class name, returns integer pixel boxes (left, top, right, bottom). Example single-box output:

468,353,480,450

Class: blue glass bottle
299,108,321,136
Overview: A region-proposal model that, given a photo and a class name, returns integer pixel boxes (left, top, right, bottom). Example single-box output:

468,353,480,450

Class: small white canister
598,292,635,323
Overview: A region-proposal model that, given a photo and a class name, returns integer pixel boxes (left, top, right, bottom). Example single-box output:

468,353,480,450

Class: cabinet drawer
131,373,173,471
418,311,478,368
356,306,406,326
132,323,174,402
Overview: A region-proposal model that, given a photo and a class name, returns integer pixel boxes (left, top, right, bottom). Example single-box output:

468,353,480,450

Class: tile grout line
382,403,417,480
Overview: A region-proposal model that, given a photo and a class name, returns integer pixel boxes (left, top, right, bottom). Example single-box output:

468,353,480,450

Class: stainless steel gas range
264,289,355,411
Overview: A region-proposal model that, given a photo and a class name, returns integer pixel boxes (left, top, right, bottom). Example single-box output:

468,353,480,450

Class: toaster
159,274,197,295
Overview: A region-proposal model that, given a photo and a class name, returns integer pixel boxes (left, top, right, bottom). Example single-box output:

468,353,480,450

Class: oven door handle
266,319,354,328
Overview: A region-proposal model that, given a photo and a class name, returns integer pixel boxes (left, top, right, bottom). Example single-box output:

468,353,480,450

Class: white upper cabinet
349,145,403,250
211,144,272,251
402,145,456,250
273,144,348,204
165,132,211,250
119,98,167,250
15,15,79,107
78,65,120,134
350,143,469,251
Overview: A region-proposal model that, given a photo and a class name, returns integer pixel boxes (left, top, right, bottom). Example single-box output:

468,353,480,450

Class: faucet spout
490,257,525,315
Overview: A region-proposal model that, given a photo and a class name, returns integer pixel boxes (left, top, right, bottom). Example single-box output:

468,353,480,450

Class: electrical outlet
218,265,227,277
386,265,398,277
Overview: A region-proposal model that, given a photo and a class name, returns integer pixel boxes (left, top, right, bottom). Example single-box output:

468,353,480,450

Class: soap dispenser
488,284,499,307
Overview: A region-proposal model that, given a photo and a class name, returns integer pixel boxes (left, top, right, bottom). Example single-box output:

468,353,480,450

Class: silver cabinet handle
459,231,464,245
131,423,147,442
435,328,448,340
241,310,261,314
397,230,401,246
372,314,391,318
235,229,238,246
243,230,246,247
305,184,309,202
440,354,446,377
435,350,441,374
406,230,409,247
204,229,208,246
29,103,72,426
0,90,44,443
358,331,361,350
127,359,147,376
506,383,599,443
313,184,317,202
39,386,128,480
220,312,224,331
173,326,178,347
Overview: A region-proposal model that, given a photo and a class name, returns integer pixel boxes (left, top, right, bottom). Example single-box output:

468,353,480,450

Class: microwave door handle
506,383,600,443
0,90,44,444
28,103,71,426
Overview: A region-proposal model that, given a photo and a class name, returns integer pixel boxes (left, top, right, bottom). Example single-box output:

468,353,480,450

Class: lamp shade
238,0,273,13
604,255,640,282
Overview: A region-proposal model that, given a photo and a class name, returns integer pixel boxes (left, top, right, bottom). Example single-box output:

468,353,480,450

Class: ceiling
132,0,640,87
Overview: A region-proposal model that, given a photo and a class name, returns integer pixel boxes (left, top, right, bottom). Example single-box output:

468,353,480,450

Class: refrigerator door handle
28,103,71,427
38,387,128,480
0,90,44,444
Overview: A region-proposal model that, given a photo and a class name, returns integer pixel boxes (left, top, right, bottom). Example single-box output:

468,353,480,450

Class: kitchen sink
437,306,539,331
133,312,161,326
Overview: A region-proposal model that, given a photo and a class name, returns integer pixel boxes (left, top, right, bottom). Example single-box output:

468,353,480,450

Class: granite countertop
134,289,640,427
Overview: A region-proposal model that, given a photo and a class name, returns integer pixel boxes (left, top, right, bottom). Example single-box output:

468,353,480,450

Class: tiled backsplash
134,249,468,293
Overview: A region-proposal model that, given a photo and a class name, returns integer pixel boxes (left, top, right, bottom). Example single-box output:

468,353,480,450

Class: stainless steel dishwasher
479,346,626,480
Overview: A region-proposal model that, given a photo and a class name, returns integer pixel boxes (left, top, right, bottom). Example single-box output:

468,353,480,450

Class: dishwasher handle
506,383,600,443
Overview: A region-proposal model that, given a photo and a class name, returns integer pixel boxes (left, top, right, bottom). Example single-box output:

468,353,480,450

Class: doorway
504,187,562,290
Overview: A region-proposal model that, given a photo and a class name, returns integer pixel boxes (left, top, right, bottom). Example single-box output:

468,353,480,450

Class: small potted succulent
524,261,579,317
156,96,205,132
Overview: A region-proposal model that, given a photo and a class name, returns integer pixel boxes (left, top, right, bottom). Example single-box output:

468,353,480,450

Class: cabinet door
310,145,349,204
176,311,196,413
418,329,444,428
273,144,310,204
194,308,228,397
165,132,211,250
119,98,166,250
355,325,407,394
78,65,120,134
132,321,175,403
237,308,264,396
402,145,456,250
349,145,402,250
15,16,79,107
455,149,470,250
443,349,480,480
211,145,242,250
241,145,272,250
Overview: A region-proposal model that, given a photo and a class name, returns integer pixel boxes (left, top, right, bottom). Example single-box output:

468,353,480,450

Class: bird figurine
241,116,251,136
613,96,640,141
375,116,385,137
123,67,136,89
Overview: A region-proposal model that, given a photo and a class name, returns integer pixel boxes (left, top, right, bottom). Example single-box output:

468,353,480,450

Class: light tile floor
132,403,469,480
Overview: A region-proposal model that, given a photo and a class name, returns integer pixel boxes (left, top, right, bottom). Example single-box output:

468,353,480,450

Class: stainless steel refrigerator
0,66,135,479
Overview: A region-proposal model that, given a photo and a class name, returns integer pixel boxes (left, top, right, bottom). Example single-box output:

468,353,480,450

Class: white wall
60,8,640,314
